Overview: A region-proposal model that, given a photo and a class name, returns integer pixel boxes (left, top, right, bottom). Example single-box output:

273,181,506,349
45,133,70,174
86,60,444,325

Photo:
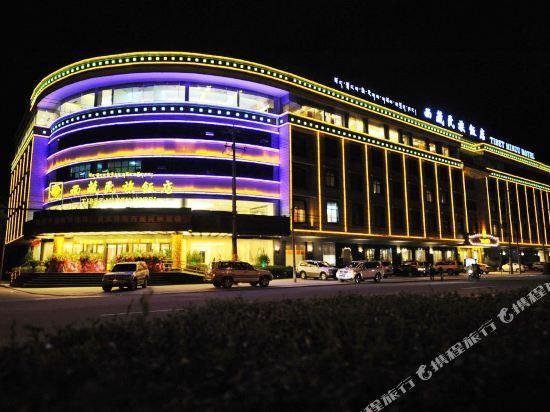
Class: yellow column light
171,233,183,270
365,145,371,234
541,190,548,246
53,235,65,255
523,186,532,244
496,178,504,240
419,159,426,238
506,181,514,243
462,170,469,234
385,149,391,236
289,125,294,233
485,177,492,234
434,163,442,239
515,183,523,243
532,188,540,245
449,167,456,239
342,139,348,232
402,154,410,236
316,131,323,231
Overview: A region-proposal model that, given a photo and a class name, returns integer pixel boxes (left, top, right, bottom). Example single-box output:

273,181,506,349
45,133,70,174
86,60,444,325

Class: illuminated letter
122,180,135,193
162,180,174,194
87,180,99,195
69,184,81,196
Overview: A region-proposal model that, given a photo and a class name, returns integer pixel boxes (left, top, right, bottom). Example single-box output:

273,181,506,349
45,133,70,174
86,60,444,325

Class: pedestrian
429,265,435,280
438,266,444,281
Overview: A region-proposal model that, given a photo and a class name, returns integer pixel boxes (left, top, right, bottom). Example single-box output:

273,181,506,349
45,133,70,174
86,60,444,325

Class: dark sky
2,1,549,204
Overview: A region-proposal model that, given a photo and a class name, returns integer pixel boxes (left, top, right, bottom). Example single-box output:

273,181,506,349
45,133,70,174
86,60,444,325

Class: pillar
53,235,65,255
171,233,182,270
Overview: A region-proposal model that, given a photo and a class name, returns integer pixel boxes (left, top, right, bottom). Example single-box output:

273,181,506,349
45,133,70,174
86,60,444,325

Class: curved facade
5,52,550,271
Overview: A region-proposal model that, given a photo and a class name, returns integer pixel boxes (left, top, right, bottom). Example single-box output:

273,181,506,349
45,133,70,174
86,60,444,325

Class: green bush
255,252,270,268
1,289,549,410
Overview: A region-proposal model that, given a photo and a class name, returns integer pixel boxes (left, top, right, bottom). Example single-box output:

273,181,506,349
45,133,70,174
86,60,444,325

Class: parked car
531,262,544,271
336,260,384,283
501,262,528,272
393,263,418,276
102,261,149,292
433,260,463,275
297,260,337,280
206,260,273,288
477,263,491,274
402,260,429,276
381,261,394,278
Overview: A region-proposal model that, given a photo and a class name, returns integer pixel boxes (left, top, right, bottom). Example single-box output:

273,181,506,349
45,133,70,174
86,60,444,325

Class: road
0,273,548,343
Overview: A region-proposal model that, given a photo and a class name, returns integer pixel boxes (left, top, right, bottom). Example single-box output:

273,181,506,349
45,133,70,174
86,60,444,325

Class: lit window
369,121,385,139
413,137,426,150
348,115,364,132
441,146,450,157
426,190,433,203
429,143,437,153
326,201,339,223
402,133,411,146
325,170,336,188
373,180,382,194
293,200,306,223
189,85,238,107
388,127,399,143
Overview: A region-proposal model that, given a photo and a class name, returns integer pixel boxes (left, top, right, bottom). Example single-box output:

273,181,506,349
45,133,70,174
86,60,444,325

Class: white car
297,260,337,280
336,260,384,283
501,262,528,272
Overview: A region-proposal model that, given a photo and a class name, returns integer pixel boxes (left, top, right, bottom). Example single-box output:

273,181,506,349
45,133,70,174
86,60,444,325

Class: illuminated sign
88,171,154,178
468,233,499,247
333,77,417,115
50,179,175,199
48,182,64,201
422,107,535,159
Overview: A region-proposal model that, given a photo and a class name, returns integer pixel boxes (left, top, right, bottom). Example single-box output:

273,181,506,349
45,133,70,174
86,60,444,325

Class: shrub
262,265,293,278
255,252,270,268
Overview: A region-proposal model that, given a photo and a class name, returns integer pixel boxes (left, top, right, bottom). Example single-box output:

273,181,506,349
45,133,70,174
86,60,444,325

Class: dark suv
206,260,273,288
102,261,150,292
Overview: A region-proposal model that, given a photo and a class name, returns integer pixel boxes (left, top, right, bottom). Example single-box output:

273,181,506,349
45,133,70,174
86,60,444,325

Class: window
189,85,238,107
326,201,339,223
426,189,433,203
441,145,450,157
348,115,364,132
401,133,411,146
323,111,343,126
35,110,58,127
293,167,308,189
106,160,141,173
325,170,336,188
293,200,307,223
429,143,437,153
238,91,274,112
369,121,385,139
388,127,399,143
351,203,364,226
412,137,426,150
70,164,91,179
373,180,382,194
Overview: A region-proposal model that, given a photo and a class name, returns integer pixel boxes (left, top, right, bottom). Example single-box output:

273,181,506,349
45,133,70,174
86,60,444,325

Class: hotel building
4,52,550,272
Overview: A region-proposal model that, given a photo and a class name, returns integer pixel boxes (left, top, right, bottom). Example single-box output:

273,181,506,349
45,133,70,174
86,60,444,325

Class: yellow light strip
293,228,463,242
316,131,322,231
486,168,550,191
341,139,348,232
385,150,391,235
289,125,294,232
434,164,442,238
532,188,541,244
496,178,504,240
515,184,523,243
541,190,548,246
462,171,469,234
419,159,426,238
402,154,410,236
485,177,492,234
506,182,514,243
523,186,532,244
31,51,463,143
365,145,371,234
449,167,456,239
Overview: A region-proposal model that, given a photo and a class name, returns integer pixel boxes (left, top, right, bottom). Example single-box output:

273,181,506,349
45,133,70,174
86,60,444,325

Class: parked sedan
381,261,394,278
501,262,528,272
336,260,384,283
531,262,544,271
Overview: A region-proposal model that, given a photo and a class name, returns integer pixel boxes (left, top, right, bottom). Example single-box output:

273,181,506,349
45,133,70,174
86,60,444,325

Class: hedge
1,289,549,411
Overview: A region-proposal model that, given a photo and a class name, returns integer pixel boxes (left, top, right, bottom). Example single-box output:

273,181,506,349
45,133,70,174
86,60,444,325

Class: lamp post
291,206,297,283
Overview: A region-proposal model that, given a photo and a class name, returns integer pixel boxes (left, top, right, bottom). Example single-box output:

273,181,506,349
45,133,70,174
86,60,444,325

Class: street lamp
291,206,297,283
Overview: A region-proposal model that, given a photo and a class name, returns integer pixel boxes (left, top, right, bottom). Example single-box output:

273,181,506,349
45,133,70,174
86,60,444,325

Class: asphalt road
1,273,548,343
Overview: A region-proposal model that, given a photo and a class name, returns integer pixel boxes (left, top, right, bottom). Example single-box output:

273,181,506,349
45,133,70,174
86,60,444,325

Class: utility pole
224,126,245,261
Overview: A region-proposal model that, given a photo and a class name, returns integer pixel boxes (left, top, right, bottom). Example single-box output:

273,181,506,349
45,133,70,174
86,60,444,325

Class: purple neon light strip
38,72,289,110
43,174,280,202
47,138,280,172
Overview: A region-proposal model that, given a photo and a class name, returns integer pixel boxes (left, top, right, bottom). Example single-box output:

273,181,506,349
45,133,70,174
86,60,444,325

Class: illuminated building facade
5,52,550,272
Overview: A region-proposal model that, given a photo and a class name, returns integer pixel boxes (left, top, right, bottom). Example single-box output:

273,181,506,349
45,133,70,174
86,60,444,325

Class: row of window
290,113,453,157
35,83,276,127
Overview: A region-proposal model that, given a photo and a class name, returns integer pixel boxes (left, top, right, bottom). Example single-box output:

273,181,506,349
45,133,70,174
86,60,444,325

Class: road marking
100,308,186,317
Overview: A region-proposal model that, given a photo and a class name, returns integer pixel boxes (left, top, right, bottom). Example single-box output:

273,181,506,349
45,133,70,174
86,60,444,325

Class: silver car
297,260,337,280
102,261,150,292
336,260,384,283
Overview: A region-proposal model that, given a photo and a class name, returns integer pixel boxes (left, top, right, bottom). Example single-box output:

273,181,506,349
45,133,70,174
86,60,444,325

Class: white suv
336,260,384,283
298,260,337,280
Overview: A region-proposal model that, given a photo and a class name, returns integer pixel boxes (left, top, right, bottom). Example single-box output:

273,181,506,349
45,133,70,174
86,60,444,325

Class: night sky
2,1,549,205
